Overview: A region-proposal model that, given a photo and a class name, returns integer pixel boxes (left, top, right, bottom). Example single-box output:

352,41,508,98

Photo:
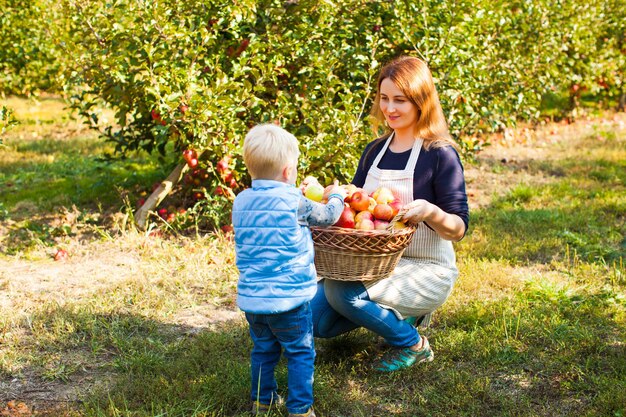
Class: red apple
158,208,168,219
374,219,390,230
53,249,68,262
348,190,371,212
373,203,394,221
221,224,234,234
183,149,197,162
334,205,356,228
217,157,230,173
389,198,403,217
179,104,189,114
187,158,199,169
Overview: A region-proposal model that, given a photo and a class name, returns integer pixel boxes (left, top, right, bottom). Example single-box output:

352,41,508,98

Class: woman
312,56,469,372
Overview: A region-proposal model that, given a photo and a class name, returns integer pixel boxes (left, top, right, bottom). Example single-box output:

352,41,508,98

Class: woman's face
379,78,419,134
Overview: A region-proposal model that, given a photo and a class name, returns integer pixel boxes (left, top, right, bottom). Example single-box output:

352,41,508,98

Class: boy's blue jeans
245,301,315,415
311,280,420,347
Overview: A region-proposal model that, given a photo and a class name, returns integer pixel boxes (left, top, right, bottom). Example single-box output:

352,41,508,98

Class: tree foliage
1,0,623,229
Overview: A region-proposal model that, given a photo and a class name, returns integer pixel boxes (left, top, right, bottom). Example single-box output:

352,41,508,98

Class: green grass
1,98,625,416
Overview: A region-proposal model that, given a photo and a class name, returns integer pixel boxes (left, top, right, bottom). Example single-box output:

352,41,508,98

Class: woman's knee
324,279,367,311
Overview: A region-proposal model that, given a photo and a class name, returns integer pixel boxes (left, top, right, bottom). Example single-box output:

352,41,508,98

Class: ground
1,111,624,416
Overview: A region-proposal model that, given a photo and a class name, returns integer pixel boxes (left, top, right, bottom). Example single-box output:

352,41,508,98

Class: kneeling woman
312,55,469,372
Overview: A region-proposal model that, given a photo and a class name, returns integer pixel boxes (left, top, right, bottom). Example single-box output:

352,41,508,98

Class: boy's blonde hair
243,123,300,180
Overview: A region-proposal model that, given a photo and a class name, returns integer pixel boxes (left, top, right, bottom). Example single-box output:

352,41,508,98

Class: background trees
2,0,623,230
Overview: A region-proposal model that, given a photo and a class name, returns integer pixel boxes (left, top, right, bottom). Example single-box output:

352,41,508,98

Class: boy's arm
298,188,346,227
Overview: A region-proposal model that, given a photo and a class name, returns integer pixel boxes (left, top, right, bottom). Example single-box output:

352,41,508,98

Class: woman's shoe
375,336,434,372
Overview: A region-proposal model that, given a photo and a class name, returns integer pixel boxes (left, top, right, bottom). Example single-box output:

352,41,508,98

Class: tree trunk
135,162,189,231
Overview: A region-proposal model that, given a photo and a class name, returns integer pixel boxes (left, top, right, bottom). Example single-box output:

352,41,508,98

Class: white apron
361,133,459,319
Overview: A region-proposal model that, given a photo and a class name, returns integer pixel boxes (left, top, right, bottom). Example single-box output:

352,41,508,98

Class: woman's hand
402,199,466,241
401,199,435,225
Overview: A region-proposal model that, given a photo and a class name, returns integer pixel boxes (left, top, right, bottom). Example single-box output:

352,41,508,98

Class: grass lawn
0,97,624,417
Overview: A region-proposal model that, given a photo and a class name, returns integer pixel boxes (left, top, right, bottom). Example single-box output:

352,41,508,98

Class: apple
374,219,390,230
187,158,199,169
179,104,189,114
367,197,377,213
193,191,205,200
348,190,370,212
305,182,325,202
53,249,68,262
136,198,145,208
217,157,230,173
341,184,358,199
372,186,396,204
373,203,395,221
223,171,234,183
389,198,403,217
229,178,238,188
392,221,408,230
158,208,168,219
221,224,234,234
355,218,375,230
355,210,374,223
334,205,356,228
182,149,197,162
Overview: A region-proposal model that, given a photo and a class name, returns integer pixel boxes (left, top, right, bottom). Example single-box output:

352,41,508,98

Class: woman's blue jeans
311,280,420,347
245,302,315,415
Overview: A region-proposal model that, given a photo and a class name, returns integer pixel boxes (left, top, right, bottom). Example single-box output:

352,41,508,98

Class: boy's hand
326,182,347,201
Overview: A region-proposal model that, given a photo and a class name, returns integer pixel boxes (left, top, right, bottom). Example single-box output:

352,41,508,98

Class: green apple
305,182,325,202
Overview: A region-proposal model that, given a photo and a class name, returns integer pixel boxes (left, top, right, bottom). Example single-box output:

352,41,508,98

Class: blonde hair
370,56,456,150
243,124,300,179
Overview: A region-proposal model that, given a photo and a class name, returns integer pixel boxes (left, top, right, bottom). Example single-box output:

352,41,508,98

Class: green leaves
2,0,623,229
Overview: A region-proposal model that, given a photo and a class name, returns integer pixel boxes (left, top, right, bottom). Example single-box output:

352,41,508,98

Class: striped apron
361,133,459,319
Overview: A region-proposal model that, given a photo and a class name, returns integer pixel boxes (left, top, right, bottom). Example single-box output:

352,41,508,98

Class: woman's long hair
370,56,456,150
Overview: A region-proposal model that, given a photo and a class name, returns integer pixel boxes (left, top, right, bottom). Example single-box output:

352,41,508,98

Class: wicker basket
310,215,416,281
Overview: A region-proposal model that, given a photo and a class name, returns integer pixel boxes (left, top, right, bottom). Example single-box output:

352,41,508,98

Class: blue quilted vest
233,179,316,314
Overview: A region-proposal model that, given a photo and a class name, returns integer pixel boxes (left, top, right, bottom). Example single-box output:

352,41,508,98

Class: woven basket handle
385,209,414,232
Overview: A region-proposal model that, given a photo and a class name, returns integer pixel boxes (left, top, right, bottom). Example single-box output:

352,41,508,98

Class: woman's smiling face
379,78,419,134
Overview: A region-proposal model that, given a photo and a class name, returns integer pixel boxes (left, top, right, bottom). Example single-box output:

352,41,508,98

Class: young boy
232,124,346,417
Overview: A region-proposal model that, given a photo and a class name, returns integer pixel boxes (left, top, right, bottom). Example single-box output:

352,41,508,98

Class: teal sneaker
375,336,434,372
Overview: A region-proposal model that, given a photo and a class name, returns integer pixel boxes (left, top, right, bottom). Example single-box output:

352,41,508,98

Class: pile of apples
301,177,405,231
